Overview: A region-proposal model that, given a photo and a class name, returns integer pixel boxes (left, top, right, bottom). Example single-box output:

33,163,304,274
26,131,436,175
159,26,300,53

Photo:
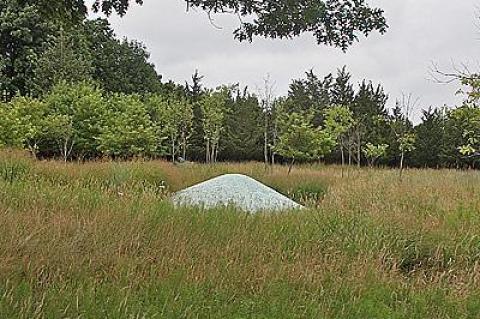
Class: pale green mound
172,174,304,213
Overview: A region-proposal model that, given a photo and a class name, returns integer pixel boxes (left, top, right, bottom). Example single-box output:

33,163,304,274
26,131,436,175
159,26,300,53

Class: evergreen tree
411,107,445,168
186,70,206,161
221,87,264,161
286,70,332,126
331,67,355,107
350,80,389,166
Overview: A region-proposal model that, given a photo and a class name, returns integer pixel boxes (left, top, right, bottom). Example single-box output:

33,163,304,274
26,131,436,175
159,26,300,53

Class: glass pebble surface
172,174,304,213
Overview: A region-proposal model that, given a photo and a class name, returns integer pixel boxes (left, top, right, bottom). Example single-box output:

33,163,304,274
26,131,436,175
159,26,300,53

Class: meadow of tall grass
1,149,480,318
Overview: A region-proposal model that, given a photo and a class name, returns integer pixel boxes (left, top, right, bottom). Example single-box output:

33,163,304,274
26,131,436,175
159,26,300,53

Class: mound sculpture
172,174,304,213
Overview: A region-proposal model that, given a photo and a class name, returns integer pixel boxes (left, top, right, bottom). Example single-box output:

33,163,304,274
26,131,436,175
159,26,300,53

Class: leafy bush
97,95,159,158
0,101,29,148
43,81,107,160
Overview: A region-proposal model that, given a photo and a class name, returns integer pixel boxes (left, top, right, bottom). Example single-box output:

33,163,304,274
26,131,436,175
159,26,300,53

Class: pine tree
350,80,389,166
186,70,206,161
221,87,264,161
411,107,445,168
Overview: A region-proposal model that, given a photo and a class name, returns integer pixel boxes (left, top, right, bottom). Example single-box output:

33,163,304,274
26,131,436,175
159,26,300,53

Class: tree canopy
54,0,388,50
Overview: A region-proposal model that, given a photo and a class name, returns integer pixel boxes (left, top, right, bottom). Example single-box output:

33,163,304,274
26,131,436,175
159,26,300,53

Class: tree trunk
206,140,210,163
348,146,352,166
181,131,187,160
211,143,217,163
357,133,361,168
264,115,269,166
63,140,68,162
28,142,38,159
62,137,73,163
288,157,295,175
340,145,345,178
209,142,216,164
400,151,405,179
271,120,278,166
171,137,176,164
214,143,219,163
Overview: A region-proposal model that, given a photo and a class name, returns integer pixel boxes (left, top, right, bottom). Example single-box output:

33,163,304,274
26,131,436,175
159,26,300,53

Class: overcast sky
102,0,479,121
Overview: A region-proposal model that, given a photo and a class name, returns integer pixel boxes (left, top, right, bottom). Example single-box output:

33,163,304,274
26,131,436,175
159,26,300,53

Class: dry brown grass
1,151,480,318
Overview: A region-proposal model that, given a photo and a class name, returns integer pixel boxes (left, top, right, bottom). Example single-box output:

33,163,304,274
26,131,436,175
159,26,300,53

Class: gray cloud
105,0,480,121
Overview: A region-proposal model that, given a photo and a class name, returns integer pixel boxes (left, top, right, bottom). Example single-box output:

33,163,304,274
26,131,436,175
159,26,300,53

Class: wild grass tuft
0,149,32,184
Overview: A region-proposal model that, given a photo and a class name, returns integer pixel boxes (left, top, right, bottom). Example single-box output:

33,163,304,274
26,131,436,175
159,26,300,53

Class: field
1,150,480,318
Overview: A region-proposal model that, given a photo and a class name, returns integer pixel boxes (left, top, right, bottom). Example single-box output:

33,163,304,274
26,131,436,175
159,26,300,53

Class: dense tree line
2,0,480,169
2,65,480,170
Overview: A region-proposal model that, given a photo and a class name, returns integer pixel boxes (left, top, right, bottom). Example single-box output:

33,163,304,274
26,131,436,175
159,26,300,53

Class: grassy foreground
1,150,480,318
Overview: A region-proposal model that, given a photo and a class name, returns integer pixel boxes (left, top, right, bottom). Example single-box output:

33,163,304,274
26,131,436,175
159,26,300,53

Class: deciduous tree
98,94,157,158
34,27,93,94
0,101,26,148
91,0,387,50
8,97,48,157
44,82,107,160
449,106,480,168
0,0,52,101
84,19,163,95
390,95,417,177
200,88,228,163
274,110,336,174
324,105,355,175
146,95,193,162
363,143,389,167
